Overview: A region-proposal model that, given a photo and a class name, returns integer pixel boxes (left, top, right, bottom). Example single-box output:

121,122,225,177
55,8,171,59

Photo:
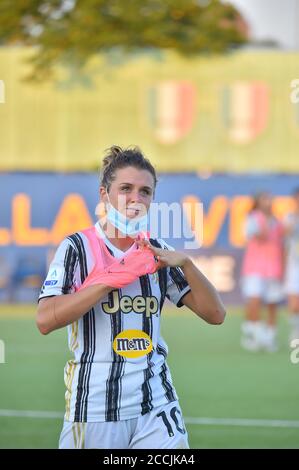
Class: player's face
102,166,155,219
259,193,272,213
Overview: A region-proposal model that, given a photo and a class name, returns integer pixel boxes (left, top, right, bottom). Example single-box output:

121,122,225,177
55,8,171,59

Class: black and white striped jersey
39,222,191,422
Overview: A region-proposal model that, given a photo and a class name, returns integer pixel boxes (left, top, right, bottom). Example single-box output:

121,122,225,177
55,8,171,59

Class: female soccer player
36,146,225,449
241,192,284,352
284,188,299,345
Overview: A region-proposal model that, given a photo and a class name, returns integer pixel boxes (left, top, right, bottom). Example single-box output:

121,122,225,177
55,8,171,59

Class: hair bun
102,145,122,168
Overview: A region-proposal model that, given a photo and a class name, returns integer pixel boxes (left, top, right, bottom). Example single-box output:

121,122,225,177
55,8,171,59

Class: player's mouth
126,205,145,218
126,207,141,218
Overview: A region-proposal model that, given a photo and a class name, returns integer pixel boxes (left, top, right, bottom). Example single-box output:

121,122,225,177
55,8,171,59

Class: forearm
36,284,112,335
182,258,226,323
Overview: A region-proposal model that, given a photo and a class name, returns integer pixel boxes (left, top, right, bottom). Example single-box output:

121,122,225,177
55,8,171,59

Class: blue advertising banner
0,172,298,304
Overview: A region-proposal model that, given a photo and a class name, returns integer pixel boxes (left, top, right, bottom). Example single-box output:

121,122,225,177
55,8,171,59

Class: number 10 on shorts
157,406,186,437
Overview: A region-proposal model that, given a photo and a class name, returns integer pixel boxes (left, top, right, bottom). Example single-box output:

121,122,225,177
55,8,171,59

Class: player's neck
101,220,135,252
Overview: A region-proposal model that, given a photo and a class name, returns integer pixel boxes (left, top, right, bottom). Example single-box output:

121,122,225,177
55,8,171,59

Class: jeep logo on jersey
113,330,153,358
102,290,158,318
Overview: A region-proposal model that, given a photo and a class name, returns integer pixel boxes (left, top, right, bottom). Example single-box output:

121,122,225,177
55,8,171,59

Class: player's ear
97,186,110,218
99,185,108,202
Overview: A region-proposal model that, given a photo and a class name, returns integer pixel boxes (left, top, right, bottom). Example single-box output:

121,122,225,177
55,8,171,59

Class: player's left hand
135,238,189,269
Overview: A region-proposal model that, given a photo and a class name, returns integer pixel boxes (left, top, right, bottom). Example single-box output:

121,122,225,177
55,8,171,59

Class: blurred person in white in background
283,188,299,345
240,192,285,352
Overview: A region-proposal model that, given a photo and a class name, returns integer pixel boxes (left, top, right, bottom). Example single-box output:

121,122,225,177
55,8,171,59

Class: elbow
206,308,226,325
36,311,51,335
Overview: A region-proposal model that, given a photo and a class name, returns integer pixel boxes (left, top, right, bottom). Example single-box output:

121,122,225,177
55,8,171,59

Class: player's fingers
146,242,164,255
136,239,163,255
155,256,168,270
135,239,148,248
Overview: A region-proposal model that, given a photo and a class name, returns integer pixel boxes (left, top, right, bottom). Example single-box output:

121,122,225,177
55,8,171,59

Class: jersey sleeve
158,239,191,308
38,237,79,302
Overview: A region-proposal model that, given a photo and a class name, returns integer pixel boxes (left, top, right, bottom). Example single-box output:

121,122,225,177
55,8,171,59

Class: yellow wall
0,47,298,172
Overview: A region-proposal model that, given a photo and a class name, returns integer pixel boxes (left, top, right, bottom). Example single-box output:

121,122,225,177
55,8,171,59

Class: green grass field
0,304,298,449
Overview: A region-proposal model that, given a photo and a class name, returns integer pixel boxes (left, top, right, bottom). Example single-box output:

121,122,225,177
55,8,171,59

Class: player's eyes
141,189,151,196
120,186,151,196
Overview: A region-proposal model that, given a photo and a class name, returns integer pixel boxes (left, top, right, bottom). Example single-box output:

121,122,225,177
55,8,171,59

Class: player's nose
129,190,143,204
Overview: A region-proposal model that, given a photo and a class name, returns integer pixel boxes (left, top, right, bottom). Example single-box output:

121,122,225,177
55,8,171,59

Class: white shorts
241,275,284,304
58,400,189,449
285,265,299,296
